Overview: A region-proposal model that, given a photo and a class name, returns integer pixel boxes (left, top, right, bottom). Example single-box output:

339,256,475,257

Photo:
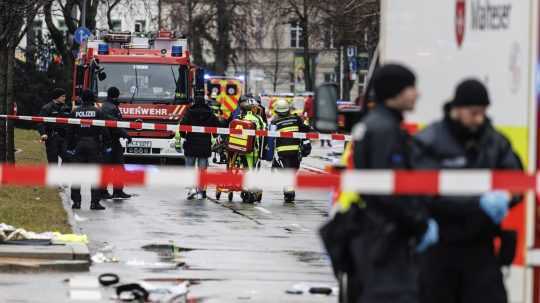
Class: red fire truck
72,30,198,160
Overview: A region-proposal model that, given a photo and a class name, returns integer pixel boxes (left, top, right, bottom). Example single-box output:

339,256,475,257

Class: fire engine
72,30,202,160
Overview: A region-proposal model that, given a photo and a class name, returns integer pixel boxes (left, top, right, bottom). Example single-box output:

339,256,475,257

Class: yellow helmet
274,99,290,114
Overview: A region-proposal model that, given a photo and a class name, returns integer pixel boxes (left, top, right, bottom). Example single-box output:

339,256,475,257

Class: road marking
254,206,272,214
207,197,263,226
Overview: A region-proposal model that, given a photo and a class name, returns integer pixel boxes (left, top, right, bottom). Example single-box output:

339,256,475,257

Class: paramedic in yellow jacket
236,97,266,169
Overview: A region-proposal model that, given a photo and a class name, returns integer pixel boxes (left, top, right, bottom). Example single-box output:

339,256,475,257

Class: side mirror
175,65,189,104
314,83,338,132
98,72,107,81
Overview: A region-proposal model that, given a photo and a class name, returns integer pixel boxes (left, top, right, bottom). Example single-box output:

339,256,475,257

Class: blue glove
104,147,112,154
66,150,76,156
416,219,439,253
480,191,510,224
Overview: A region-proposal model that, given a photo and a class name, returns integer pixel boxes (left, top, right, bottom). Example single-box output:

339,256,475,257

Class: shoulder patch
352,123,366,141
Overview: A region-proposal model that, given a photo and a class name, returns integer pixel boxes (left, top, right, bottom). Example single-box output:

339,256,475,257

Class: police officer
38,88,71,164
66,90,111,210
271,99,311,203
349,64,437,303
100,87,132,200
413,79,523,303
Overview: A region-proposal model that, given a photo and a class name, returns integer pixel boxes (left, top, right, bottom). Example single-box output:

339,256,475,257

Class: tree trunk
187,0,193,52
6,46,14,162
214,0,231,75
0,47,7,162
301,1,313,92
25,24,35,66
0,46,13,162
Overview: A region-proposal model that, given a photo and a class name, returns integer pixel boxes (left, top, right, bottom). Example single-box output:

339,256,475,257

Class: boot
186,188,196,200
72,201,81,209
112,191,132,200
284,191,295,203
90,201,106,210
201,190,207,199
101,190,113,200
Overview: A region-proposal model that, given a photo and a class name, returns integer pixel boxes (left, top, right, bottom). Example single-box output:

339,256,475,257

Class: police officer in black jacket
413,79,523,303
66,90,111,210
100,87,132,200
349,64,438,303
38,88,71,164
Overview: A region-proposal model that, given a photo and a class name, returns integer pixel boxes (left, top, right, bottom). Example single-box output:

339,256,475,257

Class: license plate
127,141,151,148
127,147,151,154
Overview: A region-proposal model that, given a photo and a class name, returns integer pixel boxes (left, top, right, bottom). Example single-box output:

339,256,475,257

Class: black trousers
70,138,102,203
45,135,69,164
273,153,301,169
103,140,125,193
420,242,507,303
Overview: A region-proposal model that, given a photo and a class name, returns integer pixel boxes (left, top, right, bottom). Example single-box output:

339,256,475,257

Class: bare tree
166,0,213,66
318,0,380,99
283,0,322,92
44,0,100,96
0,0,46,162
102,0,122,30
265,23,287,93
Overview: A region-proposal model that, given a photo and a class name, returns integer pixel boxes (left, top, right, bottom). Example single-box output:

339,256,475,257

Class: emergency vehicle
72,30,198,159
260,93,305,119
371,1,539,302
205,76,244,119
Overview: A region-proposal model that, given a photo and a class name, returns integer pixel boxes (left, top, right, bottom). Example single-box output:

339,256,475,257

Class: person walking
179,96,219,200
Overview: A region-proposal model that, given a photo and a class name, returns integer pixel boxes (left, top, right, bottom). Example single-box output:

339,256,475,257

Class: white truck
378,1,538,302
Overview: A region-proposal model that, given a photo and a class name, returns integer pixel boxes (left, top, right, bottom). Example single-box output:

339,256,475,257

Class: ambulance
205,76,244,119
377,1,538,302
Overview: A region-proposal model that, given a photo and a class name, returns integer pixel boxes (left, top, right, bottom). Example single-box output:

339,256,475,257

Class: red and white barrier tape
0,164,535,195
0,115,352,141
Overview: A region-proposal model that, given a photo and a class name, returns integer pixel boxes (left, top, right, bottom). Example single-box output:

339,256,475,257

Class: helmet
239,95,257,112
274,99,290,114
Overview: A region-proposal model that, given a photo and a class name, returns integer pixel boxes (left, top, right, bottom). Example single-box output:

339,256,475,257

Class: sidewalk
0,243,90,272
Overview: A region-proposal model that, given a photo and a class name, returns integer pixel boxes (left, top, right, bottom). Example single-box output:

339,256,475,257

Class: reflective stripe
279,126,299,132
229,136,247,146
276,145,299,152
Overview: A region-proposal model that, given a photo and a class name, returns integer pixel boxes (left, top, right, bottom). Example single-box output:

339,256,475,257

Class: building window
135,20,146,33
324,27,335,49
324,72,336,82
290,21,304,48
111,20,122,31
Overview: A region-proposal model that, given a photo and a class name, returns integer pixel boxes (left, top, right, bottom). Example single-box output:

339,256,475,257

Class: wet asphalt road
0,144,342,303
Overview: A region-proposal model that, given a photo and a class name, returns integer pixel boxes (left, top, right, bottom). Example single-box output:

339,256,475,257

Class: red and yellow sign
207,78,243,118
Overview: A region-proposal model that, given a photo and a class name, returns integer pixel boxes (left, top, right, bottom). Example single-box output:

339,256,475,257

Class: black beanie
107,87,120,99
452,79,490,107
372,64,416,103
51,88,66,100
81,90,95,104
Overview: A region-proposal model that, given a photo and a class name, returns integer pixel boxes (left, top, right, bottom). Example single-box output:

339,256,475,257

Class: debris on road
285,283,337,296
0,222,88,244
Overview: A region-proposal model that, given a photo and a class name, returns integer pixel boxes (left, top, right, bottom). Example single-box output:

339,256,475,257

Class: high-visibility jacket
335,142,364,212
273,114,311,156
